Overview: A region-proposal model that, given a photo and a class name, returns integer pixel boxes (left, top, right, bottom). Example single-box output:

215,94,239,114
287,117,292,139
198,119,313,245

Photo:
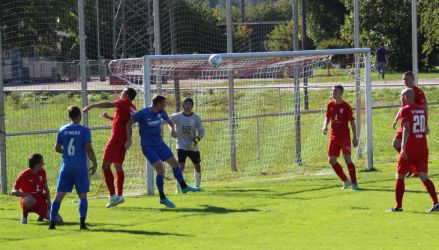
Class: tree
420,0,439,68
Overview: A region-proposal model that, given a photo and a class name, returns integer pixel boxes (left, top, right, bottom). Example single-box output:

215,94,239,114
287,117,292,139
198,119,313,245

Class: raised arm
85,143,97,175
100,111,114,121
82,102,116,113
125,117,134,149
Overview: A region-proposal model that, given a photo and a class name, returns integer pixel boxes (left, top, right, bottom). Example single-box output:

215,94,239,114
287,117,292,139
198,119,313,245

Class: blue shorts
56,170,90,194
142,141,174,164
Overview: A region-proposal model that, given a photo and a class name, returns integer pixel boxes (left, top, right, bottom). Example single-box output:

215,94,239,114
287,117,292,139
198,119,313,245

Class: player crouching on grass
170,98,205,193
126,94,201,208
49,106,98,230
83,88,137,208
11,154,62,224
387,89,439,213
323,85,359,190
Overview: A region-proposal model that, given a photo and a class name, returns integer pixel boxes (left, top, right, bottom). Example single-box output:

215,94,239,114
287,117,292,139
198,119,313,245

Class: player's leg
189,151,202,188
114,163,125,204
49,192,66,229
328,139,349,188
175,149,187,193
387,158,409,212
416,159,439,212
75,171,91,229
102,161,118,208
343,154,358,190
19,201,29,224
152,160,175,208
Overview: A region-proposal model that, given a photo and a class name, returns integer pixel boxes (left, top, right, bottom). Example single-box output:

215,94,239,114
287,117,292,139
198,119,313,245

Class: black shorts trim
177,149,201,164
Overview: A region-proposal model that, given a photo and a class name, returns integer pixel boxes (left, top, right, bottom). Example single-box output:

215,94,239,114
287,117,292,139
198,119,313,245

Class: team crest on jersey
39,176,43,182
340,108,344,114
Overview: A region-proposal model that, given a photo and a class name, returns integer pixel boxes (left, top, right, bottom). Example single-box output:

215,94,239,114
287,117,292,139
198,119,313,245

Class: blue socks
172,167,187,189
79,198,88,219
50,200,61,222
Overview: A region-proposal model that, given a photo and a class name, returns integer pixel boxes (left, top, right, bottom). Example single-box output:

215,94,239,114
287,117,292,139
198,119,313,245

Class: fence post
228,71,237,171
78,0,88,126
143,56,154,195
256,117,260,160
0,25,7,194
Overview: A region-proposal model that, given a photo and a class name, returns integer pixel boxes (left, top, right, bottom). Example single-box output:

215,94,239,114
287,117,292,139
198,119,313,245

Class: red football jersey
110,99,137,142
399,104,428,153
326,100,354,140
413,86,426,106
13,168,47,200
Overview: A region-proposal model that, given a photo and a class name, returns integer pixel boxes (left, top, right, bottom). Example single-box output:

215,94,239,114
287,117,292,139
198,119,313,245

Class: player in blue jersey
126,95,201,208
49,106,98,230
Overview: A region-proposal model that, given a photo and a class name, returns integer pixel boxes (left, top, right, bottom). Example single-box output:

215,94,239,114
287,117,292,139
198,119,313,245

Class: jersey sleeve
42,169,47,185
84,127,92,144
325,103,331,118
399,107,410,124
169,113,178,123
161,111,170,121
417,91,426,105
13,172,25,190
197,115,205,139
132,109,143,123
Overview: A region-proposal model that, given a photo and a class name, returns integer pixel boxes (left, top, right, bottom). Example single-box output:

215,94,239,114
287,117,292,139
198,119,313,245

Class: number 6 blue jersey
56,123,91,173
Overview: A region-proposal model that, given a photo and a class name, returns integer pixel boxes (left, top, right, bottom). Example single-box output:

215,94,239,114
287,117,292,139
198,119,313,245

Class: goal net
108,48,373,195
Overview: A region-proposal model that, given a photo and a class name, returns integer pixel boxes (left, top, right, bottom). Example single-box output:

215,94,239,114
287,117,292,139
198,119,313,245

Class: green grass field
1,161,439,249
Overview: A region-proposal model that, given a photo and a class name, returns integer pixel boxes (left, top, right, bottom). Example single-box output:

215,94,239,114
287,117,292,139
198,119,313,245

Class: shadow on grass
91,228,190,236
119,205,260,215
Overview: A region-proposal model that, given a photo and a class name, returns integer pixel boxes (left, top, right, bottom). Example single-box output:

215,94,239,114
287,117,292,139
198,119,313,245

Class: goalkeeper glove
194,137,201,144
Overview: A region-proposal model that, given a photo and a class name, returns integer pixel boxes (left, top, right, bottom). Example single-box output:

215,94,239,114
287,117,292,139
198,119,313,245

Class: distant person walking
376,42,389,80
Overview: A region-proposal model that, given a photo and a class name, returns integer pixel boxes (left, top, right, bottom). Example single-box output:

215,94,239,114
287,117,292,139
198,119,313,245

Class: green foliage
246,0,291,22
316,38,349,50
420,0,439,68
266,20,294,51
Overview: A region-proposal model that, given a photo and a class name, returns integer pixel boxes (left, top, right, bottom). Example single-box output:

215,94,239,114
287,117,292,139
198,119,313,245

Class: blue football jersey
56,123,91,173
132,107,169,147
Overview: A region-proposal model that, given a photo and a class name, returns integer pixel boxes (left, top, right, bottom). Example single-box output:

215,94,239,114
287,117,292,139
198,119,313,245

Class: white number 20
68,138,75,156
413,115,426,133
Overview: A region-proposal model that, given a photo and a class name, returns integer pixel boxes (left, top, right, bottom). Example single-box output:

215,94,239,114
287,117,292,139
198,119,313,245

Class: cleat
105,195,119,208
341,180,352,190
114,196,125,207
181,185,202,193
160,198,176,208
37,216,44,222
21,216,27,224
80,224,89,230
427,204,439,213
350,183,360,191
386,207,403,212
175,188,182,194
48,221,56,230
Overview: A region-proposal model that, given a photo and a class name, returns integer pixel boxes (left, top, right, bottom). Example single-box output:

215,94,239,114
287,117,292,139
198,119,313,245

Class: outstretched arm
100,111,114,121
83,102,116,113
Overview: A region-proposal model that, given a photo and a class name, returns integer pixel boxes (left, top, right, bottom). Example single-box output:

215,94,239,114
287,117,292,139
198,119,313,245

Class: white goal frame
142,48,373,195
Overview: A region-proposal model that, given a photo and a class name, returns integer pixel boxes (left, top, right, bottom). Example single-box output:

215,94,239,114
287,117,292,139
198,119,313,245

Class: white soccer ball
208,54,222,68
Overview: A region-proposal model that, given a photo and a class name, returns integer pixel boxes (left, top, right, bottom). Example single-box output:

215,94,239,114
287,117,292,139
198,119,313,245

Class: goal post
142,48,373,195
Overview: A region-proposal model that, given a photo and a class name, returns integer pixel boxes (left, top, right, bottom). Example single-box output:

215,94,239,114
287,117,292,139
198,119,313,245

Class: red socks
395,179,405,209
331,162,348,182
103,168,115,196
116,170,125,196
347,163,357,184
423,179,438,204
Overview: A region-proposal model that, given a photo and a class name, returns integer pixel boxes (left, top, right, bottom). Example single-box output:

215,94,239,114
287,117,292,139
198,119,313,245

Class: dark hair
183,97,194,105
403,71,414,79
334,85,344,94
126,88,137,101
152,94,166,106
28,153,43,169
68,105,81,120
379,42,384,46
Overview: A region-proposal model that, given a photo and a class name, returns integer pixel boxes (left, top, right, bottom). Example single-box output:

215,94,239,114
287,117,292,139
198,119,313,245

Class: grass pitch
1,161,439,249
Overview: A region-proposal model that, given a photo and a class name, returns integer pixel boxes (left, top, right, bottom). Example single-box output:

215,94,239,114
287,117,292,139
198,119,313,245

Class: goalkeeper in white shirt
170,98,205,192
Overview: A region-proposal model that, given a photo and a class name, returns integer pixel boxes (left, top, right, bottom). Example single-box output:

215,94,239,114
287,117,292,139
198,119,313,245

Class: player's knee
54,192,66,201
328,157,337,166
78,193,87,199
101,162,111,170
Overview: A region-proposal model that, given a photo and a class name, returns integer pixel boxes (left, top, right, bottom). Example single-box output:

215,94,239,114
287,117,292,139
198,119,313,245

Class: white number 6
68,138,75,156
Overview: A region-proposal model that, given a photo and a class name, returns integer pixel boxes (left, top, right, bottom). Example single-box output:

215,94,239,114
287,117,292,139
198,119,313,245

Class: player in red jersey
392,71,429,177
83,88,137,208
323,85,359,190
387,88,439,212
11,154,62,224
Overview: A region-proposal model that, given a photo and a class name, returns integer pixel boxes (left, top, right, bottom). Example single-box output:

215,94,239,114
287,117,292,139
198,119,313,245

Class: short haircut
379,42,384,46
152,94,166,106
334,85,344,94
126,88,137,101
28,153,43,169
403,71,414,80
68,105,81,120
183,97,194,105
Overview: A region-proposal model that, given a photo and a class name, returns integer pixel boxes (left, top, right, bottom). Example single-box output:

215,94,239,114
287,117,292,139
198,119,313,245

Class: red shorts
102,140,127,165
20,198,49,218
397,152,428,175
394,127,403,140
328,138,351,157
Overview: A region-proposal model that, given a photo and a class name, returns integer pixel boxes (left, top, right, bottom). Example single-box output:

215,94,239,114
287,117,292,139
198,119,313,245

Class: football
208,54,222,68
22,196,36,209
